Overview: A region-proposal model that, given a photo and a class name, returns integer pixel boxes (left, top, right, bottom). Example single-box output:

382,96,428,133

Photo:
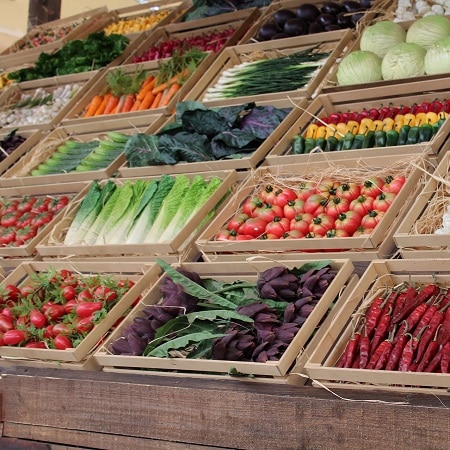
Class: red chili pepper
358,326,371,369
416,325,441,373
391,285,416,323
398,334,415,372
386,324,409,371
392,284,439,325
336,329,360,368
411,298,441,340
370,305,393,355
366,338,393,370
364,293,386,339
440,342,450,373
437,305,450,346
415,303,449,364
404,302,429,336
373,327,396,370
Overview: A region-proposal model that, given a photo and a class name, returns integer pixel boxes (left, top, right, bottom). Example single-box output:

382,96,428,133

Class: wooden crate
94,258,356,377
0,115,166,188
195,154,428,256
61,51,216,126
122,8,261,65
0,71,102,134
184,28,353,108
394,151,450,258
264,79,450,166
0,355,101,371
322,16,450,93
117,97,304,177
35,170,237,258
0,261,161,363
0,181,88,258
0,7,108,58
302,259,450,390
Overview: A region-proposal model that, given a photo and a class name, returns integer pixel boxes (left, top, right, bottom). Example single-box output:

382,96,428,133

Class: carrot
142,73,155,87
136,77,156,101
115,95,128,114
94,93,111,116
138,91,155,110
150,91,163,109
103,94,120,114
152,68,190,95
84,95,104,118
159,82,181,107
130,99,142,111
121,93,136,113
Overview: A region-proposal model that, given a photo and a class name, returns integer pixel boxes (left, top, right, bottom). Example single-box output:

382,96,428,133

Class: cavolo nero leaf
211,129,258,159
124,133,176,167
240,105,291,139
157,132,214,162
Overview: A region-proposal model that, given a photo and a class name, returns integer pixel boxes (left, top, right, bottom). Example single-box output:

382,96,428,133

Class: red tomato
15,211,37,228
361,210,385,229
372,192,396,212
309,213,335,236
118,279,135,290
271,188,298,208
326,229,350,238
76,301,103,318
77,289,93,303
259,185,278,205
30,211,53,229
297,181,317,201
58,269,72,280
64,299,78,314
289,213,314,235
0,228,16,246
43,324,54,339
20,285,36,298
41,301,55,313
61,285,76,302
24,341,47,349
353,226,375,236
0,314,14,333
325,196,350,219
252,203,283,222
242,196,263,217
335,211,362,236
16,196,37,213
282,229,305,239
1,307,13,320
14,226,37,245
3,329,27,346
1,199,19,215
236,234,254,240
53,323,72,335
29,309,46,328
316,178,340,198
283,199,305,220
349,195,374,217
1,284,22,306
335,182,360,202
237,217,267,238
47,195,70,213
215,229,236,241
0,211,21,228
44,304,66,322
53,334,73,350
76,315,95,334
32,197,51,213
265,217,290,238
304,194,328,215
360,176,384,198
227,213,249,232
383,175,406,194
94,286,118,302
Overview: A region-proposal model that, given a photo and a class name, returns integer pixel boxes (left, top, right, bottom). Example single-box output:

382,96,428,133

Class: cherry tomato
53,334,73,350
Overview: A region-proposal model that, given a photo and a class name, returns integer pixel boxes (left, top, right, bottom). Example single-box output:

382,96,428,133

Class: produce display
335,282,450,373
63,175,223,246
0,130,27,161
0,267,139,349
82,49,207,116
0,84,82,128
108,259,337,362
202,46,331,101
394,0,450,22
131,27,236,62
0,193,70,247
7,31,129,83
292,98,449,153
103,10,170,35
337,16,450,85
182,0,273,21
123,100,291,166
12,131,131,178
214,171,406,241
255,0,372,41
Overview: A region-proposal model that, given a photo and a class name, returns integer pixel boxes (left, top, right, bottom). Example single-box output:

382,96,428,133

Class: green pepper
336,138,344,151
351,133,366,149
304,137,316,153
374,130,387,147
325,135,339,152
292,135,305,154
341,132,355,150
363,130,375,148
418,123,434,143
386,129,399,147
315,137,327,151
406,125,420,145
397,124,411,146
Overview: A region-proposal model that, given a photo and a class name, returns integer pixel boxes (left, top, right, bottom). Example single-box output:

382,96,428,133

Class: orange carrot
84,95,104,117
150,91,163,109
152,69,190,95
94,93,111,116
121,93,136,113
130,99,142,111
138,91,155,110
103,94,120,114
142,73,155,87
159,82,181,107
137,77,156,101
151,81,169,96
115,95,128,114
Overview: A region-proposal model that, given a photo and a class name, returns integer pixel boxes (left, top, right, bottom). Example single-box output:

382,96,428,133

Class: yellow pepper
425,111,439,125
393,114,404,132
372,120,384,131
382,117,395,131
305,123,318,139
315,125,328,139
346,120,359,134
403,113,416,126
335,122,349,138
414,112,427,126
325,123,337,139
358,118,375,134
439,111,449,120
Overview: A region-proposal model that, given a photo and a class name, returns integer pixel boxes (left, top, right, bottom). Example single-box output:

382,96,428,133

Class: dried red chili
416,325,441,373
385,323,409,371
437,305,450,346
440,341,450,373
358,326,371,369
364,293,387,339
370,305,393,355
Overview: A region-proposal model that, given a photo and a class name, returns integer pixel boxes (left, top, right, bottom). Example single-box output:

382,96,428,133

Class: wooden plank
28,0,61,30
0,367,449,450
